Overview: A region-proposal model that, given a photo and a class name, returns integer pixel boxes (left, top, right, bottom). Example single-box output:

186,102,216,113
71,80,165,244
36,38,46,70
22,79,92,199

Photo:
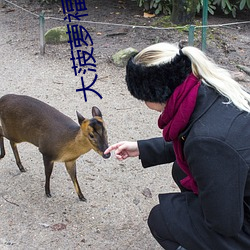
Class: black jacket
138,84,250,249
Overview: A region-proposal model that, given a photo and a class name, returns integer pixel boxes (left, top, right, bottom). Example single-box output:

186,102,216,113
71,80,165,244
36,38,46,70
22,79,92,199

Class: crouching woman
105,42,250,249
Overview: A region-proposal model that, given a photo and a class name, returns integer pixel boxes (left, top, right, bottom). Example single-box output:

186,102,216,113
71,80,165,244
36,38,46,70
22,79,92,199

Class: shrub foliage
135,0,250,17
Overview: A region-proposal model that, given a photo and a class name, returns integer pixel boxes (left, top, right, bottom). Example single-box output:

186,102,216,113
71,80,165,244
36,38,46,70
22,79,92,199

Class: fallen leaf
142,187,152,198
51,223,67,231
143,12,155,18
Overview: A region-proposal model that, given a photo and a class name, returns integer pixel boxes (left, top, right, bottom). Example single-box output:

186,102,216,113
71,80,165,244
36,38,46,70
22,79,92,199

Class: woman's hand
104,141,139,160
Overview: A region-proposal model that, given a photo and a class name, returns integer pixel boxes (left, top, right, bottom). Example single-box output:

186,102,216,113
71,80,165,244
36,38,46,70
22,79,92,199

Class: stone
112,47,138,67
0,0,6,8
44,26,69,44
231,71,247,82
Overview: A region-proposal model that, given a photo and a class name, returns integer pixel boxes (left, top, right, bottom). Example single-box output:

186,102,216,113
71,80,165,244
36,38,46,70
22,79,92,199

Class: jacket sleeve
137,137,175,168
185,136,249,237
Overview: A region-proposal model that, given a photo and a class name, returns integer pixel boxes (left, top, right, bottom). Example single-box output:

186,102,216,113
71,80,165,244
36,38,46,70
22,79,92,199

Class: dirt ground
0,0,249,249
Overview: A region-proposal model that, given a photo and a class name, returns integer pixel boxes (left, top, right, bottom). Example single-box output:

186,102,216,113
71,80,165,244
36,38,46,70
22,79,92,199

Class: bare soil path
0,1,249,249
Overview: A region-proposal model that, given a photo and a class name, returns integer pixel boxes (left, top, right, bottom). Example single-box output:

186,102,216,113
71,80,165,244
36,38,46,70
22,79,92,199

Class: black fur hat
125,52,192,103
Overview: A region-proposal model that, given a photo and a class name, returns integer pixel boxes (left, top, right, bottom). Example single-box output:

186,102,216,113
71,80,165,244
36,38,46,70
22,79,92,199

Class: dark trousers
148,162,188,250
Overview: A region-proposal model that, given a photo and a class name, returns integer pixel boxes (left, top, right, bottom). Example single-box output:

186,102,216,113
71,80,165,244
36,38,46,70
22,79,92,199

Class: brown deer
0,94,110,201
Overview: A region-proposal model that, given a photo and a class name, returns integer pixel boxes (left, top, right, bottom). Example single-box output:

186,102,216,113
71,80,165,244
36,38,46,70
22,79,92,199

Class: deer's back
0,94,79,148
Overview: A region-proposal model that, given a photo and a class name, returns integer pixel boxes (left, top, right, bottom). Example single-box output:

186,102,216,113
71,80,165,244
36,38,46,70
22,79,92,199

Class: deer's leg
43,155,54,198
0,127,5,159
65,160,86,202
10,141,25,172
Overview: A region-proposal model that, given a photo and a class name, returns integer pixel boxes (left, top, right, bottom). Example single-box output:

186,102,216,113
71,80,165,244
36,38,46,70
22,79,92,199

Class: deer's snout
102,152,111,159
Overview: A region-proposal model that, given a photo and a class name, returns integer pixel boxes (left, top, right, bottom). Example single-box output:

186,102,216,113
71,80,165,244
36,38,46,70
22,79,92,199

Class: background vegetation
135,0,250,17
38,0,250,20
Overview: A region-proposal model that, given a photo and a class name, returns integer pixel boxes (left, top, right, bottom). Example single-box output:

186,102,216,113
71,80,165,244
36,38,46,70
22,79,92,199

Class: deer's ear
76,111,85,125
92,106,102,118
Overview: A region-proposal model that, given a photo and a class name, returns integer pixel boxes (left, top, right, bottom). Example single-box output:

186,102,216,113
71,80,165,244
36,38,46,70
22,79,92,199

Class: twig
237,65,250,76
106,32,128,37
97,76,109,81
2,196,20,206
53,81,64,85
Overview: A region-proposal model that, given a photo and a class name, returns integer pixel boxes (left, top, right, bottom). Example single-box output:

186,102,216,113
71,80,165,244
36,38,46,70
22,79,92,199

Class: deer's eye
89,133,94,139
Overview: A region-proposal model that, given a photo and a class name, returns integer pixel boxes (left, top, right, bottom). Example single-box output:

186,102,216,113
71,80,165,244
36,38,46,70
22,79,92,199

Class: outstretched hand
104,141,139,160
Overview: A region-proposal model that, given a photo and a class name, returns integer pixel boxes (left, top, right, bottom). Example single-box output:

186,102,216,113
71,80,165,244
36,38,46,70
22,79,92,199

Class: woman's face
145,102,166,112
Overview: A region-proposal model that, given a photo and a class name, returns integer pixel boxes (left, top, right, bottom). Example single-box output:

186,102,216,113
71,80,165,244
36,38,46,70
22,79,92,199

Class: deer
0,94,111,201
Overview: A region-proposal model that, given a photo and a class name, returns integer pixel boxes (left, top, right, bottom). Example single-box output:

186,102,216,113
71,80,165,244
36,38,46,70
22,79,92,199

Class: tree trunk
171,0,198,25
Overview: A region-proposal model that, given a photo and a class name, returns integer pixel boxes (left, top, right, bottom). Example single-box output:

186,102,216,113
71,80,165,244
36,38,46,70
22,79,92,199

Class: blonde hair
134,42,250,113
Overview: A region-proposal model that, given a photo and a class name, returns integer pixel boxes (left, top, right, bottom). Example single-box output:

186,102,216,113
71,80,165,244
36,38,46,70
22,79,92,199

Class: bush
135,0,250,18
212,0,250,17
135,0,172,15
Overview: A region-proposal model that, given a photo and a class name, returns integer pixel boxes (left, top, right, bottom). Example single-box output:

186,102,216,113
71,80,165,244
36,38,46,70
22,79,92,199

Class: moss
152,16,200,33
152,15,172,28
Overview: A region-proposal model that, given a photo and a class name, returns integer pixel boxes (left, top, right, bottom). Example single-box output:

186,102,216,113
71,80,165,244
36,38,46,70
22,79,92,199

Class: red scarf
158,73,201,194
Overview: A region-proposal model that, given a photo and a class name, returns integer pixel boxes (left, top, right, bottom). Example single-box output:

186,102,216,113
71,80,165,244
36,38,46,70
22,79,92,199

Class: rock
0,0,5,8
45,26,69,44
112,47,138,67
133,197,140,205
231,71,247,82
39,223,50,228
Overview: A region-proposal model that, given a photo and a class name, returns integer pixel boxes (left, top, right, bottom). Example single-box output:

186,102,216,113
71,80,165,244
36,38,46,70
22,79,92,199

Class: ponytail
182,46,250,112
